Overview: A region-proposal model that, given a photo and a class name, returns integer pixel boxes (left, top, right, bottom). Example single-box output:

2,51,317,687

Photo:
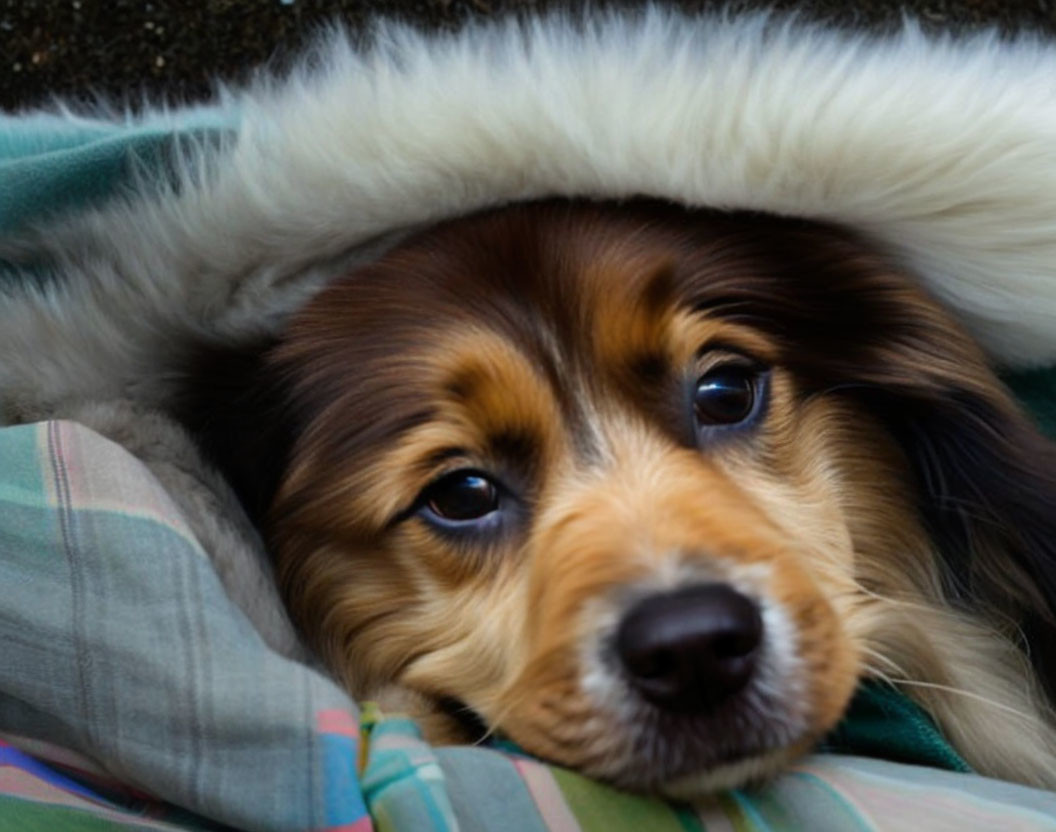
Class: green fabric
0,794,195,832
1005,367,1056,439
824,683,971,773
548,767,689,832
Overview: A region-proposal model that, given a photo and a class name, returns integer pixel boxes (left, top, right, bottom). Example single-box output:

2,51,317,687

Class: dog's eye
423,471,500,521
693,366,759,426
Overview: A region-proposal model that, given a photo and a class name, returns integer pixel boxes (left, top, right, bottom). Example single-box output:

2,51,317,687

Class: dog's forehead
322,201,711,372
276,202,733,473
278,200,924,474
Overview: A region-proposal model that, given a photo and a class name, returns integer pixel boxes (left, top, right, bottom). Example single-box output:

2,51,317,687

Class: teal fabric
0,109,234,235
823,683,971,773
1006,367,1056,439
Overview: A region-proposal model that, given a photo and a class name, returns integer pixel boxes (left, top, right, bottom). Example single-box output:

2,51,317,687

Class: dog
172,197,1056,794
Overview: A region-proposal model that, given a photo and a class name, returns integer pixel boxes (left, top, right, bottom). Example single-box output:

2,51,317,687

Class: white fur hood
4,8,1056,412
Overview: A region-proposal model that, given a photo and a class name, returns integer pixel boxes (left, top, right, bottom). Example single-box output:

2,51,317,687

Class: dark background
2,1,1056,111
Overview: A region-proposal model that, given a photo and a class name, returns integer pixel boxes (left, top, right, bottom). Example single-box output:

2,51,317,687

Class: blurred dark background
3,0,1056,111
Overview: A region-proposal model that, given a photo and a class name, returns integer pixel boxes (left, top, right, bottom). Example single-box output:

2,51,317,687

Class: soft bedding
3,420,1056,832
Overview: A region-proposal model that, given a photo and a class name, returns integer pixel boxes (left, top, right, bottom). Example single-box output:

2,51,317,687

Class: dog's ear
873,374,1056,671
705,215,1056,696
826,291,1056,698
172,337,297,525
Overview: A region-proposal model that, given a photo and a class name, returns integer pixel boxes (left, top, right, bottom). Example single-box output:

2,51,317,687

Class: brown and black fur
176,198,1056,792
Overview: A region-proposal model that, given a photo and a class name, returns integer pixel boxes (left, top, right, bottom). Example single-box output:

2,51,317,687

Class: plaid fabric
2,420,1056,832
0,421,371,832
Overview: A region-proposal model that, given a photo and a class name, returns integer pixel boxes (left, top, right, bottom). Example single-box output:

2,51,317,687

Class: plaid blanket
3,420,1056,831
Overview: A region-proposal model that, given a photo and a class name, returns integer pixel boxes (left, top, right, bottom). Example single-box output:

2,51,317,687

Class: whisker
862,666,897,688
848,579,1029,643
475,689,533,746
884,678,1036,723
860,645,907,678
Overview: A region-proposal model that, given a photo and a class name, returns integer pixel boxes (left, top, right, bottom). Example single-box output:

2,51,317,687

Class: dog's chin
550,717,816,795
502,714,813,795
657,745,804,799
375,659,827,795
470,691,818,794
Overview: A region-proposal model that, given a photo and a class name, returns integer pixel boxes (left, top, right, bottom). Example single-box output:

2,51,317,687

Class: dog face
246,200,1056,792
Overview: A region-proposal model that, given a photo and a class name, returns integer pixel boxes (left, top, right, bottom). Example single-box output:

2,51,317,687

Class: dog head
215,199,1056,792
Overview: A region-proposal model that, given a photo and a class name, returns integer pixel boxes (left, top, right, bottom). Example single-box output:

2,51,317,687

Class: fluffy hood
3,9,1056,407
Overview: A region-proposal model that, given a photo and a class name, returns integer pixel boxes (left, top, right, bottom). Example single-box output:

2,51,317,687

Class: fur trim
4,9,1056,398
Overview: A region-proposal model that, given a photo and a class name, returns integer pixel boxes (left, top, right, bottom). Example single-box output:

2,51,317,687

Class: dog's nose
615,583,763,713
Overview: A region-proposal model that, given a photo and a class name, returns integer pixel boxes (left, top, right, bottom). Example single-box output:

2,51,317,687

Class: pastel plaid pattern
2,421,1056,831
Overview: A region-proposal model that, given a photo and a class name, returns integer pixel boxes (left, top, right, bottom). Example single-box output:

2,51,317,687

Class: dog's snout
615,583,763,713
